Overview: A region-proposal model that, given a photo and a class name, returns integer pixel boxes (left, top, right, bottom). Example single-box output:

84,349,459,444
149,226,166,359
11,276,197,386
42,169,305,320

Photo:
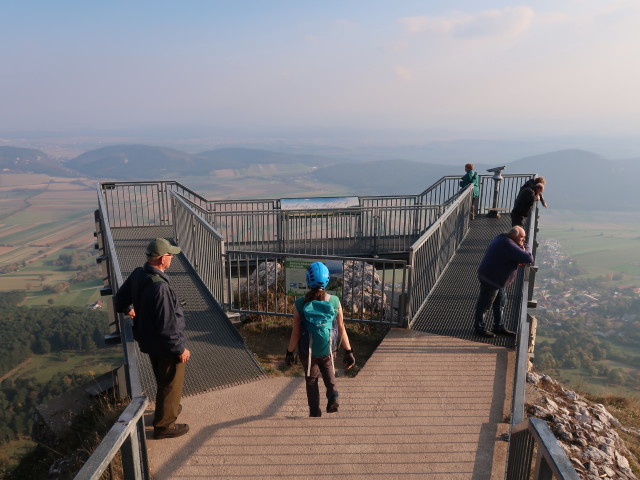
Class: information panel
285,258,342,297
280,196,359,211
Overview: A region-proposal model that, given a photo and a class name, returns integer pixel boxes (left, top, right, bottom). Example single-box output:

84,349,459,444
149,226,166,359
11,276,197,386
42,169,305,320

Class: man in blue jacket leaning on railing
473,226,534,338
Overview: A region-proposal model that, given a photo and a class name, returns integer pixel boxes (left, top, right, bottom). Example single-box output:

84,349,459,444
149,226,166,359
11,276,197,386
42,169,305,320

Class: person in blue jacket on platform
473,226,534,338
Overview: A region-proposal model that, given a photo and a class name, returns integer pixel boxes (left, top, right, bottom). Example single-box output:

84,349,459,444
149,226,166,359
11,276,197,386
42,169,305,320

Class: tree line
0,291,109,448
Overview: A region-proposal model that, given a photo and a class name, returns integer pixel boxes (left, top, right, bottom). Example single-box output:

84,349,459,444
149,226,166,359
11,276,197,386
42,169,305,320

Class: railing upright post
533,450,554,480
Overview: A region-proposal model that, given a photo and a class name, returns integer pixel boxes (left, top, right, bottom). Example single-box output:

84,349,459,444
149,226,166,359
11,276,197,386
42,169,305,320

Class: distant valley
0,144,636,211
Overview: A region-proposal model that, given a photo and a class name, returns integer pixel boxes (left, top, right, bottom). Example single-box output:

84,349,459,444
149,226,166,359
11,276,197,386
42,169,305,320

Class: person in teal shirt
460,163,479,219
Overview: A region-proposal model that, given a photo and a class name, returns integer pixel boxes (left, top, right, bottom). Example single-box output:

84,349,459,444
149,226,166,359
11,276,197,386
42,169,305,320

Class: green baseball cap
145,238,181,257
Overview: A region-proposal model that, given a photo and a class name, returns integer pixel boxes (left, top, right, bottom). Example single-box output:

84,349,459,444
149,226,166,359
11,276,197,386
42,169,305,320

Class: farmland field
0,174,101,306
537,209,640,281
10,348,123,383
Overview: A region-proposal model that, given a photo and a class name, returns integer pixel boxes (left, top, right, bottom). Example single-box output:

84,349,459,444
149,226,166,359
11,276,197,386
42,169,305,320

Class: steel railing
207,204,441,255
506,205,578,479
507,418,580,480
100,181,208,228
171,191,226,304
81,186,151,479
407,187,473,322
226,250,408,326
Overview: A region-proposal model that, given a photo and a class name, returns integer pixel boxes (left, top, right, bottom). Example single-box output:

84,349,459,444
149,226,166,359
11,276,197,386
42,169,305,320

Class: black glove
343,349,355,369
285,350,295,366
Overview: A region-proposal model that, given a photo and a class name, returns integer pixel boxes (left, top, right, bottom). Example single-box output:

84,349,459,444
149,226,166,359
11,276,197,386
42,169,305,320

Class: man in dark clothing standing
473,226,534,338
511,183,544,227
115,238,190,439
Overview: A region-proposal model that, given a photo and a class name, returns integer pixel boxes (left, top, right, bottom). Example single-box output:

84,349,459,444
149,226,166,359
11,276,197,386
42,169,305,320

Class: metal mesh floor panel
111,226,265,399
410,215,525,348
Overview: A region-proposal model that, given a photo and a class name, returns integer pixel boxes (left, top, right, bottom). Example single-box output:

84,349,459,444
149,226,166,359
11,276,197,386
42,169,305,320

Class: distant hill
0,146,76,176
507,149,634,210
64,145,339,179
311,159,457,196
314,149,635,211
194,147,335,169
2,144,635,211
65,144,199,179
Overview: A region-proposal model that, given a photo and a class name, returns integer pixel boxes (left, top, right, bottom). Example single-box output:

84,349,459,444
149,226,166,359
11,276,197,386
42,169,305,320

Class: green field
537,335,640,397
1,438,37,477
10,348,123,383
538,209,640,281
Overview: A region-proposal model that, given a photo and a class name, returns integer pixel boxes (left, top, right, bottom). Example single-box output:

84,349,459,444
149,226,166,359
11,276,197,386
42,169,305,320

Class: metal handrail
79,186,151,480
170,191,226,304
511,203,539,425
407,187,473,321
507,418,580,479
506,194,579,479
74,396,148,480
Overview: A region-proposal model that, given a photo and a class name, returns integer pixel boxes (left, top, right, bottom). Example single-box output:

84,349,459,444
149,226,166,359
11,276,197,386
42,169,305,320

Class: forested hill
0,146,74,176
64,145,340,178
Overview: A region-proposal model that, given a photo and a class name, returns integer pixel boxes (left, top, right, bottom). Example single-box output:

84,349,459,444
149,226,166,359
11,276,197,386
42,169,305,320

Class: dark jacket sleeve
507,239,534,265
512,189,536,216
150,282,185,355
114,275,134,313
460,171,472,187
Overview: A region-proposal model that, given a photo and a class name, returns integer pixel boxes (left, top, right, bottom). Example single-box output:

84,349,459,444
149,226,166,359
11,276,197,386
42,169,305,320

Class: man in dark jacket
511,183,544,227
115,238,190,439
519,176,548,208
473,226,534,337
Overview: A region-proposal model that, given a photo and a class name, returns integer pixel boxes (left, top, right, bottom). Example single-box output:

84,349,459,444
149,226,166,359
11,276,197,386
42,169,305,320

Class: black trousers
299,353,338,415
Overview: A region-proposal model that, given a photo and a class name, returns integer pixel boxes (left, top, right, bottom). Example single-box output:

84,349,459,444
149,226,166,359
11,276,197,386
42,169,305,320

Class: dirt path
0,357,32,382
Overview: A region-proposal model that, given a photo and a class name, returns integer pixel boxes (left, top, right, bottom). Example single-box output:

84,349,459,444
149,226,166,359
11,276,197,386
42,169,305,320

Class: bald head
507,226,526,245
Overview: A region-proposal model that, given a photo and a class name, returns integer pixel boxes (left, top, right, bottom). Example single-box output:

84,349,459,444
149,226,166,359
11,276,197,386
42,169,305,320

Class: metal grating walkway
111,226,266,399
411,214,525,348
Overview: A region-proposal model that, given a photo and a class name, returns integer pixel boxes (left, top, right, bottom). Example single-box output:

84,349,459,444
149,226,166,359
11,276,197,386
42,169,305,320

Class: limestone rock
526,371,638,479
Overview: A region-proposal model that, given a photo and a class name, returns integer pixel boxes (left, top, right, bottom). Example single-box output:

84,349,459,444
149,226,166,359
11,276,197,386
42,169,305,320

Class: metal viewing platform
81,171,578,480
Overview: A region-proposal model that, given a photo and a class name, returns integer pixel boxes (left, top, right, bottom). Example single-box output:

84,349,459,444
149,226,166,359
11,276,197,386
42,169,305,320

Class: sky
2,0,640,143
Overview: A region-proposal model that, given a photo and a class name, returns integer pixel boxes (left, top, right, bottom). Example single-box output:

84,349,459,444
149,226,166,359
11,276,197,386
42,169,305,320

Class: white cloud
400,6,535,40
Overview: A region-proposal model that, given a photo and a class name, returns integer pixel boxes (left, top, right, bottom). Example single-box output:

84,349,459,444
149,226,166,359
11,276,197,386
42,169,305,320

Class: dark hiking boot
493,326,515,336
154,423,189,439
310,409,322,417
475,329,496,338
326,397,339,413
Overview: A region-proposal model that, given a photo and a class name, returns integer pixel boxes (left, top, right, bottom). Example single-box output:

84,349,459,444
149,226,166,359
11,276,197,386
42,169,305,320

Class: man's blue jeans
474,281,506,332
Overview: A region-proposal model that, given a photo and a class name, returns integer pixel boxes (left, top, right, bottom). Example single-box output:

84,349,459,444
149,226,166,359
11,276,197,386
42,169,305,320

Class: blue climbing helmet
306,262,330,289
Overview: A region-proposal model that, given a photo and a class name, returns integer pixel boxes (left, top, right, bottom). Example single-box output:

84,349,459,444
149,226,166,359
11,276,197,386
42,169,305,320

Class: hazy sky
2,1,639,139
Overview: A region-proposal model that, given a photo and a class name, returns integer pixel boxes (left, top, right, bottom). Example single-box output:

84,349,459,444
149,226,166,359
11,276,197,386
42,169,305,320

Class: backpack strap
149,274,166,284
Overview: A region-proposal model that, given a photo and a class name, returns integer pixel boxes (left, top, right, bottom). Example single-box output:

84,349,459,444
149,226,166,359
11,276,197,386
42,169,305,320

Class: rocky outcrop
239,260,390,319
341,260,389,318
526,371,638,479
